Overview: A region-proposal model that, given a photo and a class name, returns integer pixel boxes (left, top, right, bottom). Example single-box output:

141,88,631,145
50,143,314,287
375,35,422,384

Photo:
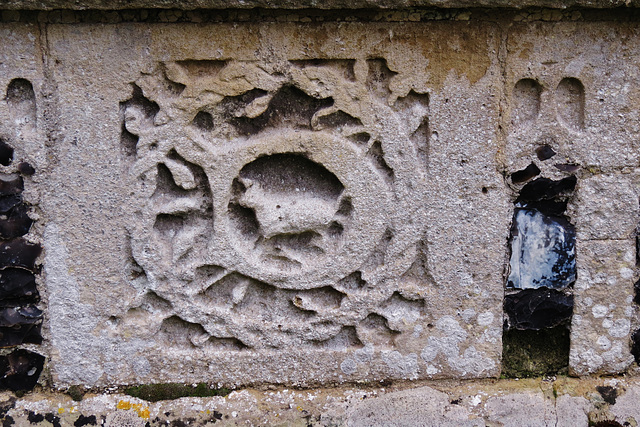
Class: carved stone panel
44,22,507,386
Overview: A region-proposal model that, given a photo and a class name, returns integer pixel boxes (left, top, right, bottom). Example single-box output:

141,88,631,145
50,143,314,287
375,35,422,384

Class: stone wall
0,3,638,393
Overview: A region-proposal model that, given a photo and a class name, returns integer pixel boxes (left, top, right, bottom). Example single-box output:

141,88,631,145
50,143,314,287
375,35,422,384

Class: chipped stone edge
1,0,639,10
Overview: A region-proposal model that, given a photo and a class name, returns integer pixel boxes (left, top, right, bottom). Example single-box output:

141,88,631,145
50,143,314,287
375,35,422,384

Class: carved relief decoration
122,59,430,350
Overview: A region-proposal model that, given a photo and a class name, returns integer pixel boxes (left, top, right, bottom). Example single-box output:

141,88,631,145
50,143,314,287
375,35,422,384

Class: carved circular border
203,129,392,290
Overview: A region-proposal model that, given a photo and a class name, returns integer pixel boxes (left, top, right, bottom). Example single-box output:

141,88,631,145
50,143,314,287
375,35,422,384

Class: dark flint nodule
507,209,576,290
511,163,541,184
504,288,573,330
0,306,43,347
16,163,35,176
516,176,577,203
536,144,556,161
0,349,45,391
0,141,13,167
0,195,21,214
554,163,580,173
631,328,640,364
0,176,23,198
0,239,42,271
596,386,618,405
0,204,33,240
0,269,38,303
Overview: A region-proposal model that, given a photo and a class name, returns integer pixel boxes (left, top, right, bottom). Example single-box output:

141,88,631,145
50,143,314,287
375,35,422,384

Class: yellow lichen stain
137,407,150,420
117,400,132,410
116,400,150,420
57,408,65,414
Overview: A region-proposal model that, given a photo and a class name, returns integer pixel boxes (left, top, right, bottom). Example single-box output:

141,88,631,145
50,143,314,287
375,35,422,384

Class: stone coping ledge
1,0,638,10
2,377,640,426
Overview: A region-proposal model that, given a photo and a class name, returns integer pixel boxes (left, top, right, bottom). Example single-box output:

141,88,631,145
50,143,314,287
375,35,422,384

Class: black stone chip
0,306,43,347
0,350,45,392
0,177,22,198
504,288,573,330
0,268,38,303
0,204,33,239
0,239,42,271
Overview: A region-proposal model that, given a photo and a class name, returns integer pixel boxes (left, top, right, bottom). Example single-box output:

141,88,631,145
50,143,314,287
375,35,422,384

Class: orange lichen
116,400,150,420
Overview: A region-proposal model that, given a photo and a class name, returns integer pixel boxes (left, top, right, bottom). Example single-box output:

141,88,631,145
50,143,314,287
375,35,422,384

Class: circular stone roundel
208,130,391,289
124,60,430,313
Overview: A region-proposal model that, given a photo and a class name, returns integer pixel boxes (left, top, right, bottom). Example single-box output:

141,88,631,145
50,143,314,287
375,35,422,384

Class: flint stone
0,306,43,347
504,288,573,330
0,349,45,392
0,268,38,302
507,209,576,290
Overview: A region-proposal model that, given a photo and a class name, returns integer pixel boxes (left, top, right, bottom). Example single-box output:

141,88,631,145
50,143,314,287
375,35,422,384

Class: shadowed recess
501,327,569,378
0,349,44,392
292,59,356,81
125,383,230,402
556,77,585,130
239,153,343,199
120,85,160,157
366,59,397,101
367,141,394,184
511,78,542,128
230,86,333,135
6,78,36,131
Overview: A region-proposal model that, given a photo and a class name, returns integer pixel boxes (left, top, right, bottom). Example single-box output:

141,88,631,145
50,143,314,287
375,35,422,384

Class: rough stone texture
41,21,507,387
0,7,639,391
505,22,640,376
1,0,638,10
0,377,636,426
570,240,636,375
345,386,482,426
484,392,555,427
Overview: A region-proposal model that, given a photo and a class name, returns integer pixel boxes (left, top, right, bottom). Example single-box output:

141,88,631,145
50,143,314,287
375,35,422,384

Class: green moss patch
501,326,570,378
125,383,231,402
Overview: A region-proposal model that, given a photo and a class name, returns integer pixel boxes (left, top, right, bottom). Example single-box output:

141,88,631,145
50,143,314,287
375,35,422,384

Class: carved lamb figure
237,177,341,239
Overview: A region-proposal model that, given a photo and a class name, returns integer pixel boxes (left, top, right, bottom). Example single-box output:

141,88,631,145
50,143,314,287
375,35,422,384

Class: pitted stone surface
42,21,507,387
505,22,640,376
2,0,639,10
0,9,638,390
2,378,639,426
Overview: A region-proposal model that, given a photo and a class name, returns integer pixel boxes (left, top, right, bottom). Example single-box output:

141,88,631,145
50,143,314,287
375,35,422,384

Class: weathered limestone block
2,0,638,10
505,22,640,376
570,240,636,375
0,24,46,175
570,173,639,241
42,22,508,387
505,23,640,172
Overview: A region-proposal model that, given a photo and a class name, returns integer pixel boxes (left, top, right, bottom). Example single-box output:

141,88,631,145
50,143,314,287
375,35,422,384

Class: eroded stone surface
505,22,640,376
0,12,638,389
2,0,638,10
0,377,638,426
42,21,507,387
